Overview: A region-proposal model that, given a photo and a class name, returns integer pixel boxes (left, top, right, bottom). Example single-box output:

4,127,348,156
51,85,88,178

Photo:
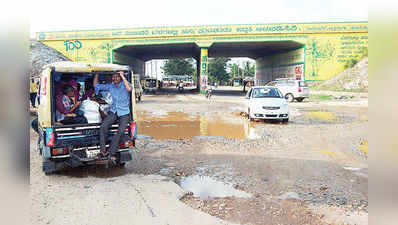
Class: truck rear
37,62,138,174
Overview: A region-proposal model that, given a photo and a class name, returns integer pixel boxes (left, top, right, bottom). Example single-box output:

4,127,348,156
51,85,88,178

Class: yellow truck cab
37,62,137,174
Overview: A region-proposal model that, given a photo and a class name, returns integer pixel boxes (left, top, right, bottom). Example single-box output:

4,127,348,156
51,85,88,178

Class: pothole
176,175,252,199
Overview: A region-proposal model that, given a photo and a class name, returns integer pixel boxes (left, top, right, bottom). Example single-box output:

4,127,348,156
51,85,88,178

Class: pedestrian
94,71,132,162
30,78,38,108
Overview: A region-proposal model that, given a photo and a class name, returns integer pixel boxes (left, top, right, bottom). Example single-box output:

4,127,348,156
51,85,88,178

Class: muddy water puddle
176,175,252,198
136,108,365,140
137,111,248,140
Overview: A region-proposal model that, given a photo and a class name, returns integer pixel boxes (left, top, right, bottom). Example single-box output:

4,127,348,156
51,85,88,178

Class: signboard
37,22,368,41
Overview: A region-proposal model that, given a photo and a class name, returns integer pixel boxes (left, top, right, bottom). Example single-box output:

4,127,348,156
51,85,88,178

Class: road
30,86,368,225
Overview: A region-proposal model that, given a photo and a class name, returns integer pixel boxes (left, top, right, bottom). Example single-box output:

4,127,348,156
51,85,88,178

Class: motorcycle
205,87,212,100
178,83,184,93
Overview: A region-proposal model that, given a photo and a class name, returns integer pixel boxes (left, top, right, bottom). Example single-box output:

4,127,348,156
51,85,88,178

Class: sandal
97,151,109,160
108,155,117,166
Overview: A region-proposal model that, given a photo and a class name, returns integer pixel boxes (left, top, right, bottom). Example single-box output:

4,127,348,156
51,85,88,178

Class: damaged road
30,87,368,225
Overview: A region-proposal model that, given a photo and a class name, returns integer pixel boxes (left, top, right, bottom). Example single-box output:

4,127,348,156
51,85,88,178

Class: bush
344,59,358,69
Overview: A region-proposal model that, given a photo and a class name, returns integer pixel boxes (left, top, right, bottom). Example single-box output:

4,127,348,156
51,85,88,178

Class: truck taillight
46,128,55,147
52,148,68,155
130,122,137,139
120,140,134,149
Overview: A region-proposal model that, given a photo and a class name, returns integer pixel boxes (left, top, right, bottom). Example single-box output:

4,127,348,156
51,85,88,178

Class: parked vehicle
133,74,143,102
266,78,309,102
143,78,158,94
36,62,138,174
245,86,289,122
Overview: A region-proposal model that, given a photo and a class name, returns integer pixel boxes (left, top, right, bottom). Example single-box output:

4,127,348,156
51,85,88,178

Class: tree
243,61,255,77
208,58,231,83
228,63,241,78
162,58,196,76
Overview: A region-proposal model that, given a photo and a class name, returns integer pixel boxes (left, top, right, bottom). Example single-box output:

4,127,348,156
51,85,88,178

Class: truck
36,62,137,174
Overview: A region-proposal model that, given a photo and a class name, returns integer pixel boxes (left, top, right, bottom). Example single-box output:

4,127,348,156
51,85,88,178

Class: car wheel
285,93,294,102
296,98,304,102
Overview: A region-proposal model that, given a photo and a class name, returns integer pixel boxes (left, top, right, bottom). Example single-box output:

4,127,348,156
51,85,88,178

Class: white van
267,78,309,102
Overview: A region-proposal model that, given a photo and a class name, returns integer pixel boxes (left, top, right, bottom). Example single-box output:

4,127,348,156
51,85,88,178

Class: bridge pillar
199,48,209,94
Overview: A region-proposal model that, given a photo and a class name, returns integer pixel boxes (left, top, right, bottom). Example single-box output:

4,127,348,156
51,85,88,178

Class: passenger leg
109,114,129,156
99,112,117,154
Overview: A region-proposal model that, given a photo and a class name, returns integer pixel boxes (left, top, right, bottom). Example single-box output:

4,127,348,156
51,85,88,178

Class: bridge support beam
112,51,145,76
199,48,209,94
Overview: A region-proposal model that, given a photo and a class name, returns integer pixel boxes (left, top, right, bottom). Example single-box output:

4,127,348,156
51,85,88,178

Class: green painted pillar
199,48,209,94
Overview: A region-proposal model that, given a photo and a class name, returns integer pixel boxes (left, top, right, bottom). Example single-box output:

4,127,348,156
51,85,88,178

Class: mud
30,87,368,225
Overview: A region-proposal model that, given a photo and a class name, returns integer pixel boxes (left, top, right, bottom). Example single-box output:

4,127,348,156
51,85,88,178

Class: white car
267,78,309,102
245,86,289,122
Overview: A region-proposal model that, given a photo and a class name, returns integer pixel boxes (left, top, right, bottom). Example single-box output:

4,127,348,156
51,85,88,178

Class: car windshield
252,88,282,98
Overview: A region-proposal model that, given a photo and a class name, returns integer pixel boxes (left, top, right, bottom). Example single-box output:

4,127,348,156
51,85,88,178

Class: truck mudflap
118,151,132,163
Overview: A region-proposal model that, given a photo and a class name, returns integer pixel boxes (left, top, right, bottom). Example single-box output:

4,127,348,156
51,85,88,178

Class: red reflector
130,122,136,139
63,148,68,154
48,132,55,147
298,87,302,92
120,142,126,148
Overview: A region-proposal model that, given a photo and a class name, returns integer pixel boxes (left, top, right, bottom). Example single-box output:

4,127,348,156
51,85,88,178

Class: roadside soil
30,86,368,225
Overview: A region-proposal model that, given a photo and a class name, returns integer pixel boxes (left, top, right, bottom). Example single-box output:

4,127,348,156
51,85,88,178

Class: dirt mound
316,57,368,92
29,40,70,78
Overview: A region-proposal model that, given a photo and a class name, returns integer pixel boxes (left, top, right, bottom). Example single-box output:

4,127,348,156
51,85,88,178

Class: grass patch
308,94,334,101
310,86,367,93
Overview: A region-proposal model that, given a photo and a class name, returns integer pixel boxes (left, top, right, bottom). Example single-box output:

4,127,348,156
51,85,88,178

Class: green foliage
208,58,231,83
228,61,255,78
162,58,196,77
309,94,334,101
244,61,255,77
229,63,240,78
359,46,368,57
343,47,367,69
344,59,358,69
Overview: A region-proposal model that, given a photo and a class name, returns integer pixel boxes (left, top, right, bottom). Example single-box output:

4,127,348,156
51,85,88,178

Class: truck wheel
42,160,57,175
117,162,126,167
285,93,294,102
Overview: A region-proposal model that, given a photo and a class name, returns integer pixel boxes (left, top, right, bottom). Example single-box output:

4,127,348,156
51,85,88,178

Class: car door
275,81,287,96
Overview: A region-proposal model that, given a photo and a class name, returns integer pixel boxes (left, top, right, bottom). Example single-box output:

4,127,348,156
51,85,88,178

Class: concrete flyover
37,22,368,92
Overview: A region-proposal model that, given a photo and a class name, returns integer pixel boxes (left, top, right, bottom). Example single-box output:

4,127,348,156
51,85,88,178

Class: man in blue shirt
94,72,132,161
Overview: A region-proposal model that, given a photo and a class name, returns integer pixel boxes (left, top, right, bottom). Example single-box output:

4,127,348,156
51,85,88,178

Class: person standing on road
94,72,132,162
30,78,38,108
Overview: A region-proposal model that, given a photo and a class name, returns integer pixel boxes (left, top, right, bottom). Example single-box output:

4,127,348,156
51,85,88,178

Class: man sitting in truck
56,85,88,125
94,72,132,162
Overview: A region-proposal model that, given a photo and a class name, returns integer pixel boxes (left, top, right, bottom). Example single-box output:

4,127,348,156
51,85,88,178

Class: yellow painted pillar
199,48,208,94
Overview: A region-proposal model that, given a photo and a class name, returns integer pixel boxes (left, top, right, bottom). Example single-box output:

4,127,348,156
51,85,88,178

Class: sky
27,0,368,35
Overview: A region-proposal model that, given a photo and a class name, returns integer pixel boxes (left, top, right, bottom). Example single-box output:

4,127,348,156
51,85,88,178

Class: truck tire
42,160,57,175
